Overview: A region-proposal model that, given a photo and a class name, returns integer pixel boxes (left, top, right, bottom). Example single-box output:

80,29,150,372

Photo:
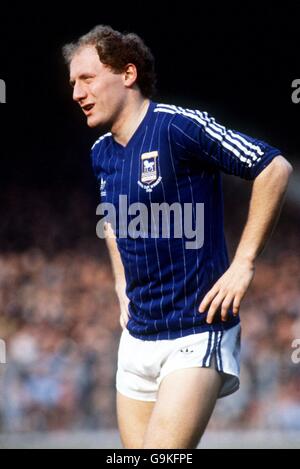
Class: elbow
273,155,293,177
260,155,293,182
287,161,293,176
254,155,293,193
273,157,294,191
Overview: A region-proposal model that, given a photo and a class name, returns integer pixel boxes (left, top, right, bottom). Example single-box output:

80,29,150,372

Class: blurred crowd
0,185,299,433
0,250,120,431
211,251,300,431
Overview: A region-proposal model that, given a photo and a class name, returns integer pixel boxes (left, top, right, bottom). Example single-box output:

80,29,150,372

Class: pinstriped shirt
91,101,281,340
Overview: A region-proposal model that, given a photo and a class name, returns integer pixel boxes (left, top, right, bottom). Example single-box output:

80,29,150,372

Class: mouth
81,103,95,115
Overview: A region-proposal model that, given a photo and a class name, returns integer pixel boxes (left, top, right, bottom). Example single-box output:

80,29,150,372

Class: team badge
138,151,162,192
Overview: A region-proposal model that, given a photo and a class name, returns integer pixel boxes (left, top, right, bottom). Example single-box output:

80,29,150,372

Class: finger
232,294,242,316
199,285,220,312
221,294,234,321
206,291,226,324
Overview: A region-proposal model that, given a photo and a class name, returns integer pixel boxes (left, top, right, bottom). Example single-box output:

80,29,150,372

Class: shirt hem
127,317,240,341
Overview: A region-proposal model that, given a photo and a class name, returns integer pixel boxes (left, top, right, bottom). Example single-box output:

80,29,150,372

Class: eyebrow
69,73,96,87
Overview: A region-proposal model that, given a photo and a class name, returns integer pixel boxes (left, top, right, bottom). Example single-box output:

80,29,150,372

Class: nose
72,81,88,103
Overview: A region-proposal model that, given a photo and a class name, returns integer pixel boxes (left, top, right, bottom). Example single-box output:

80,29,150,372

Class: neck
111,94,150,147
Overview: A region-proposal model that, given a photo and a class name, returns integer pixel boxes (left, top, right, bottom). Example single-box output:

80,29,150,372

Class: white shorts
116,324,241,401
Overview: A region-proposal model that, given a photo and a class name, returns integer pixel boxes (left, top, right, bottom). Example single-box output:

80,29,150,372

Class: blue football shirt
91,101,281,340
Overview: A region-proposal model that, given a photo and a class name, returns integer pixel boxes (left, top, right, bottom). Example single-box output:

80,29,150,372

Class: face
69,46,127,128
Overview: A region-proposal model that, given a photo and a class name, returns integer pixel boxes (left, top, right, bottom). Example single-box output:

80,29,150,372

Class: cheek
91,77,124,108
89,83,101,97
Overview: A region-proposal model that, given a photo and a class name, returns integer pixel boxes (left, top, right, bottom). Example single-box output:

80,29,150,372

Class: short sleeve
170,109,282,180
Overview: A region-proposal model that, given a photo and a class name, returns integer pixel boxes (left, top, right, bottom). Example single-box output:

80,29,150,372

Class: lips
82,103,95,114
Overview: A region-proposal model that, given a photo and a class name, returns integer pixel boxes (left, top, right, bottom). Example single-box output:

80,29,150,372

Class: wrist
233,254,256,269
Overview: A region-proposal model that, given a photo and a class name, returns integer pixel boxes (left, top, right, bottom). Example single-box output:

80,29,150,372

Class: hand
116,284,130,329
198,258,255,324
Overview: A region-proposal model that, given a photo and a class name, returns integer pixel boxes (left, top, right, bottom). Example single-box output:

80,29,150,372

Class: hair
62,25,157,98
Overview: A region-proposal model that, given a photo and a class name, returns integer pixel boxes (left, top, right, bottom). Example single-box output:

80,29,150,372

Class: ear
123,63,138,88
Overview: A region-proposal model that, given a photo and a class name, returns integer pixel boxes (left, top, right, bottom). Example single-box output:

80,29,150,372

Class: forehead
69,46,105,79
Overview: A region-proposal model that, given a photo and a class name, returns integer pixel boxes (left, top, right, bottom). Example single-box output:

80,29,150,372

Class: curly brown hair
62,25,157,98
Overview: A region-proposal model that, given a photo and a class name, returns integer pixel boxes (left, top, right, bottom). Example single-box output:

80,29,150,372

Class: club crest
138,151,162,192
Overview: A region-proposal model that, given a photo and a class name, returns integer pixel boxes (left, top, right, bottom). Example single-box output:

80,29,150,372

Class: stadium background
0,4,299,448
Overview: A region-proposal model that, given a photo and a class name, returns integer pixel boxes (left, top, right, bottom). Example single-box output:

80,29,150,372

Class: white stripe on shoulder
91,132,112,150
156,103,196,114
155,104,264,167
197,111,264,157
154,107,176,115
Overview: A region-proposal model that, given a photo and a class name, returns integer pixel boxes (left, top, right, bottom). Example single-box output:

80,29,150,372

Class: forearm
104,222,129,328
234,155,293,265
104,222,126,295
199,155,293,322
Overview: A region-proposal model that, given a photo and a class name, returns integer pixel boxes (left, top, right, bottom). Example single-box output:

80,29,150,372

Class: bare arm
104,222,129,329
199,155,293,323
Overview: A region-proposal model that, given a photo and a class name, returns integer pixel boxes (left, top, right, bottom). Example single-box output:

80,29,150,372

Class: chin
86,117,98,128
87,120,98,128
87,115,107,129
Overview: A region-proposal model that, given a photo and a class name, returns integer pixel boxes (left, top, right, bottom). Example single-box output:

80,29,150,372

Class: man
63,25,292,449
